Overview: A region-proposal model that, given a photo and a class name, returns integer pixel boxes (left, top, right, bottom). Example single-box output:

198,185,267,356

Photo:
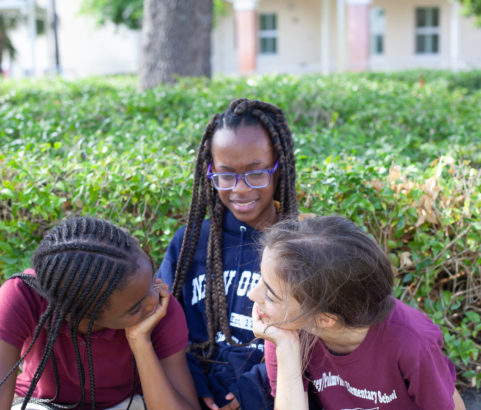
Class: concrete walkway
463,388,481,410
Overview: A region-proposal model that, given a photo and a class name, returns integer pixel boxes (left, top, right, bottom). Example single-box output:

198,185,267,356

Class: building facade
3,0,481,78
212,0,481,75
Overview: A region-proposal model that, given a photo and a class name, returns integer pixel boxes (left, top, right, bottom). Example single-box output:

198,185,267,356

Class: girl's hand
251,304,299,347
201,393,240,410
125,279,170,347
220,393,240,410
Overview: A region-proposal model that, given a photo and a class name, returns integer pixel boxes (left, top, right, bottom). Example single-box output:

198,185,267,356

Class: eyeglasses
206,161,279,190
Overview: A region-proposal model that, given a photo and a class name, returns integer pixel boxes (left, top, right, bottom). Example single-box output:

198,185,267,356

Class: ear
315,313,338,329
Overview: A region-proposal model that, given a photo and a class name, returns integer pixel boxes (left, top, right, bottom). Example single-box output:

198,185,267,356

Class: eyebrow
216,161,264,171
263,278,282,301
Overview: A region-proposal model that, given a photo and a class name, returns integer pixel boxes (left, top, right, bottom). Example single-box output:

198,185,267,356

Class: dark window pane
377,35,384,53
431,8,439,26
416,9,426,27
260,37,277,54
260,14,276,30
270,14,277,30
416,35,425,53
371,35,383,54
431,34,439,52
260,15,267,30
269,38,277,53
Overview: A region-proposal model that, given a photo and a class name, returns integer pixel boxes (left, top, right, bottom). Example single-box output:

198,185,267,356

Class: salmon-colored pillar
233,0,258,74
347,0,371,71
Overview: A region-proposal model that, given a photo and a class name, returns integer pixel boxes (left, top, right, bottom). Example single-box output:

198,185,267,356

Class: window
370,7,385,55
259,13,277,54
415,7,440,54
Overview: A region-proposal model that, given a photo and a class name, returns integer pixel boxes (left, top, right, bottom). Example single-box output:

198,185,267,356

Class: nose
248,281,261,302
232,176,251,193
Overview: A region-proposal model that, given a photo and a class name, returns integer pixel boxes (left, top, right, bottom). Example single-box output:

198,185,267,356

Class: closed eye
265,289,274,303
247,171,266,179
128,305,142,316
219,173,236,181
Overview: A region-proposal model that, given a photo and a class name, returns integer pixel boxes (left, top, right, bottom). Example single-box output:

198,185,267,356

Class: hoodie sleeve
157,227,214,399
187,352,213,399
157,227,186,290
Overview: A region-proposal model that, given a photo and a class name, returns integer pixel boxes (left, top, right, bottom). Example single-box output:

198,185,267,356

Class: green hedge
1,71,480,389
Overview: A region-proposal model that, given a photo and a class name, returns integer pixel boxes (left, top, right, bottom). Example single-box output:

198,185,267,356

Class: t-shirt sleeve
151,295,189,359
0,275,41,348
401,331,456,409
265,341,278,397
265,340,311,398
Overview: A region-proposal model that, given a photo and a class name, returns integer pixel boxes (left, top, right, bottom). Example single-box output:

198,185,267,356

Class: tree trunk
139,0,213,89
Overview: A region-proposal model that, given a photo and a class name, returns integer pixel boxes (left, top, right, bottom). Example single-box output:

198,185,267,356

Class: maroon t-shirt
0,272,188,408
266,298,456,409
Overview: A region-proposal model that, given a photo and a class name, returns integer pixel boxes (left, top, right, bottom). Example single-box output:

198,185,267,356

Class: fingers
154,279,171,318
201,396,219,410
201,395,239,410
251,304,268,338
219,396,240,410
153,278,170,296
251,304,299,346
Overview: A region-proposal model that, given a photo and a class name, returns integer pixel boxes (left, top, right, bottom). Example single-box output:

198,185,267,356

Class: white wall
4,0,140,78
211,2,238,75
459,15,481,69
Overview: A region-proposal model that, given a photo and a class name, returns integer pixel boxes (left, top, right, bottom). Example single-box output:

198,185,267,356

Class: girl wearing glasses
158,99,298,410
250,216,465,410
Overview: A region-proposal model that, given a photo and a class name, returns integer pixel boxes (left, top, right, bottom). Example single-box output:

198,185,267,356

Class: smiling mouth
256,306,269,321
230,199,257,210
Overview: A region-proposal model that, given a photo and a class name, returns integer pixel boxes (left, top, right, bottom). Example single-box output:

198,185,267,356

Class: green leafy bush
0,71,480,389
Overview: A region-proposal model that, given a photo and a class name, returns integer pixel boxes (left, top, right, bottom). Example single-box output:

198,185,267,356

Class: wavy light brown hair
261,215,395,361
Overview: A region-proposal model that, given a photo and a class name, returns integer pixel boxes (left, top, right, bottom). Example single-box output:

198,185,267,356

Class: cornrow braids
0,217,141,410
172,98,298,358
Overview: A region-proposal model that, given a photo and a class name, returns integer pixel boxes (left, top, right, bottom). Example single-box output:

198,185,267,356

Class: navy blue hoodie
158,209,273,409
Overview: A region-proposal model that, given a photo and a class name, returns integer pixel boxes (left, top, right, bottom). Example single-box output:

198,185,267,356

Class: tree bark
139,0,213,89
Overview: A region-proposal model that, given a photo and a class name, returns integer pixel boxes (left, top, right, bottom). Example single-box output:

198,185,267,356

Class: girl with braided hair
0,217,200,410
158,98,298,410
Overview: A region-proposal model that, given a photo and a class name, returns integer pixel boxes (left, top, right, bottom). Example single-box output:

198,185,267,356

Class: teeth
234,200,256,206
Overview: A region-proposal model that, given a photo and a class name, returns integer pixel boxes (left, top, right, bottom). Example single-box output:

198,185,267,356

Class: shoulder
378,298,446,366
0,272,44,348
386,298,443,344
382,301,456,405
169,219,212,246
159,220,211,278
0,272,42,308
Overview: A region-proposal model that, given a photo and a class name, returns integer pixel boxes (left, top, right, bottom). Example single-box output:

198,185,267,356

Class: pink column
235,9,257,74
347,3,370,71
